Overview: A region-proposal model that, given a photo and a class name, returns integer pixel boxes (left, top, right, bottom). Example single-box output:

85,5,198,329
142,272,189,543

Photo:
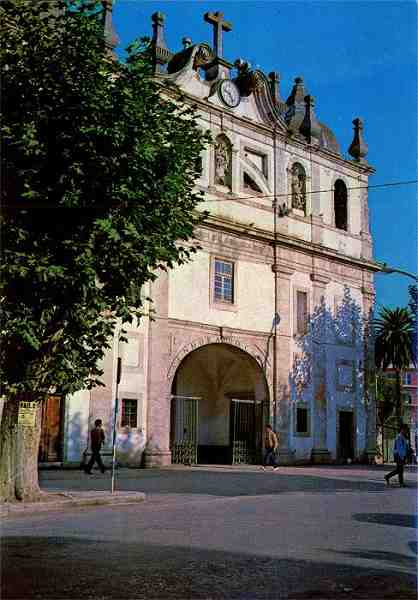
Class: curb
1,491,145,518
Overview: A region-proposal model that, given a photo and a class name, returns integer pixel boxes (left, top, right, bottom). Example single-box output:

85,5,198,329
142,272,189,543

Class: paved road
2,465,417,599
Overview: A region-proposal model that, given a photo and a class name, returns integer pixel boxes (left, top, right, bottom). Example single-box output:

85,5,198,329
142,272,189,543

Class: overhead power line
214,179,418,204
2,179,417,210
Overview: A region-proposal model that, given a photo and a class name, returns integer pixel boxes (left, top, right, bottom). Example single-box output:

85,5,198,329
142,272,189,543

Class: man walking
85,419,106,474
261,424,279,471
385,424,409,487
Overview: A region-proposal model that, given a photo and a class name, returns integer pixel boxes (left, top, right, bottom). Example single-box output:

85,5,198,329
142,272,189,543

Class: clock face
219,80,241,108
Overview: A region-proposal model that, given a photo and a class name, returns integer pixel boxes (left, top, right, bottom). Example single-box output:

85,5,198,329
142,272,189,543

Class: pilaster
273,262,294,463
144,270,172,467
310,271,331,463
362,285,377,462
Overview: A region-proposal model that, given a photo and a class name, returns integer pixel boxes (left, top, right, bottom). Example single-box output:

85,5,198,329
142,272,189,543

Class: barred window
121,399,138,428
214,259,234,303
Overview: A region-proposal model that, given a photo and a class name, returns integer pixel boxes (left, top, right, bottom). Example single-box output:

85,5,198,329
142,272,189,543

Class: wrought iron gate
170,395,199,465
230,399,265,464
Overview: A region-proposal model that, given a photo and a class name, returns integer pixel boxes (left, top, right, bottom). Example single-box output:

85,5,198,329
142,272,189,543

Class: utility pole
111,353,122,494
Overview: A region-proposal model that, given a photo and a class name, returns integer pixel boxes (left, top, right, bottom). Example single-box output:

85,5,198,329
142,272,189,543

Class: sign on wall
18,401,38,427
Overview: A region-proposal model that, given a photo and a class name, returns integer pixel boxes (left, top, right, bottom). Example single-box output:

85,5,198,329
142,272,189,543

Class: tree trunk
395,369,403,429
0,396,42,503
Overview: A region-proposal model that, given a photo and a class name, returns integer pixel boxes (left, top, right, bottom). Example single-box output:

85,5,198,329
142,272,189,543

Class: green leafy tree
373,307,415,428
0,1,209,501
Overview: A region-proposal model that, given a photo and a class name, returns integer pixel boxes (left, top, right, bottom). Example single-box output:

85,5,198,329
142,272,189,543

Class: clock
218,79,241,108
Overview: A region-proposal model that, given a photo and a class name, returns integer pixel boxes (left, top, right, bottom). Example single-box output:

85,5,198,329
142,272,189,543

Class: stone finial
268,71,281,105
204,11,232,58
152,11,166,47
300,95,321,144
348,118,368,162
286,77,306,106
285,77,307,135
182,37,192,49
151,11,171,73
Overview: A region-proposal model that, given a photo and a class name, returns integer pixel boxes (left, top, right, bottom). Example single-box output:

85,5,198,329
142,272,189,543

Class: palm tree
373,307,415,427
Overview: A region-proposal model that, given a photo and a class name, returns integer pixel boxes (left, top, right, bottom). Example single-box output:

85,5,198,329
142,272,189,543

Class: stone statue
291,164,306,213
215,137,231,187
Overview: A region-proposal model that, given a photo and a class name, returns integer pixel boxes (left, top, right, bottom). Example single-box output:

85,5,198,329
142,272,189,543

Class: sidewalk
0,489,145,519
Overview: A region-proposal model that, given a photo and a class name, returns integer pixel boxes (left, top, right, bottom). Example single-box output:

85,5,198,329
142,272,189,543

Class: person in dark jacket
85,419,106,474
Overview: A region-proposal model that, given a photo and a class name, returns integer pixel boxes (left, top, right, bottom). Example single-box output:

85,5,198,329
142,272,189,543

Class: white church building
41,9,379,469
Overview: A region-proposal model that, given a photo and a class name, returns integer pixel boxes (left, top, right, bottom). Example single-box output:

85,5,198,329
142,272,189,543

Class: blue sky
113,0,417,310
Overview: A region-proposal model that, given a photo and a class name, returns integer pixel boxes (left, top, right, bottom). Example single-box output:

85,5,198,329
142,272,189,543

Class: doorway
39,395,64,462
338,411,354,462
170,343,269,465
230,399,265,464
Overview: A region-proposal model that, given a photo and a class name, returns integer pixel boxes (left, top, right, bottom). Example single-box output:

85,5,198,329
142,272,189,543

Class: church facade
54,9,379,469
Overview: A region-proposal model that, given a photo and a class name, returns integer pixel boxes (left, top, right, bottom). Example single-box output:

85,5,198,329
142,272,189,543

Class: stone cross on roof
204,11,232,58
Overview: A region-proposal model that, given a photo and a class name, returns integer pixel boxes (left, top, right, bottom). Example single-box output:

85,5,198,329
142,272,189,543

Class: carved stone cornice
272,262,295,278
199,215,381,275
310,272,331,286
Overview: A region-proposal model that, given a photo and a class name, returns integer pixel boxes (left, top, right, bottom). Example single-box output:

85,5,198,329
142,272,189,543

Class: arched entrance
170,343,269,465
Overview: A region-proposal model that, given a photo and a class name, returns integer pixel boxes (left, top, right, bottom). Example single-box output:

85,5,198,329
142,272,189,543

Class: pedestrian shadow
328,548,417,568
352,513,417,528
2,536,417,600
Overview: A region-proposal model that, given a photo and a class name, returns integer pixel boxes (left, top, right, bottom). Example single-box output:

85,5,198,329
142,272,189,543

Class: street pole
379,263,418,282
111,355,122,494
272,127,278,433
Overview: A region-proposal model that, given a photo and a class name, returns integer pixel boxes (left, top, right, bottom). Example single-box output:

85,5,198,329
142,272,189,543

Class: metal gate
230,399,265,464
170,395,199,465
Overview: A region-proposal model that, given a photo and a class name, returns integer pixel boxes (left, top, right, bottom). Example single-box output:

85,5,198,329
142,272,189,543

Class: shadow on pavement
329,548,417,568
352,513,418,529
409,541,418,554
39,469,398,498
2,536,416,600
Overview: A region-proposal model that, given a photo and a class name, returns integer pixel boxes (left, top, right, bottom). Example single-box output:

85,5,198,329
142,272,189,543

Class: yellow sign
18,401,37,427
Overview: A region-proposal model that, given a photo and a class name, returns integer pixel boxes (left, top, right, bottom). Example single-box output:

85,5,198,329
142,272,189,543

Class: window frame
403,372,412,386
209,255,238,312
336,360,355,392
293,402,311,437
293,286,310,336
333,178,350,232
120,398,139,429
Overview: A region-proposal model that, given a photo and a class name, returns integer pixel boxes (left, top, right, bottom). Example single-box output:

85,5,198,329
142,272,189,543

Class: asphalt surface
2,465,417,599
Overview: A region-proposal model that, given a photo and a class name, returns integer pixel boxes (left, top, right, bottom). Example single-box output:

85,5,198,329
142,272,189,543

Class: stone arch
169,340,271,464
214,134,232,189
334,178,348,231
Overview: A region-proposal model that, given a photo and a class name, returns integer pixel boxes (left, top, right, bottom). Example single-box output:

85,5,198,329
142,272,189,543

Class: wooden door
39,395,63,462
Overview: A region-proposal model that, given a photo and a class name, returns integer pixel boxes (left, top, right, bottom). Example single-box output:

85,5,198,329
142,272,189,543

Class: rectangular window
296,407,309,434
214,259,234,303
121,399,138,428
296,290,308,334
403,372,412,386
